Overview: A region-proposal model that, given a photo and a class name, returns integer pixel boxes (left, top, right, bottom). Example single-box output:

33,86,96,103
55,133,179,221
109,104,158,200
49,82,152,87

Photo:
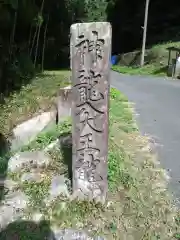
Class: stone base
10,111,56,152
57,86,72,123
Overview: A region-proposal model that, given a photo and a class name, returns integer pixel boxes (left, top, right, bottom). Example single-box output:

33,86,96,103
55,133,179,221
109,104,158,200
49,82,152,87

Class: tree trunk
41,14,49,72
28,24,32,53
9,10,18,61
34,0,45,68
30,26,38,57
34,21,41,67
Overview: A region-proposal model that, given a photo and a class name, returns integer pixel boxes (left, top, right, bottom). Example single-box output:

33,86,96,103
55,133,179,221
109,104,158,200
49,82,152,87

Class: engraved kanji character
89,30,105,63
75,31,105,64
76,107,103,133
79,86,87,102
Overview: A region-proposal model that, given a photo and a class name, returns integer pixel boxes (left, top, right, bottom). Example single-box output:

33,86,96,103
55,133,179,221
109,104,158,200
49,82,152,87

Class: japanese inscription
70,22,112,202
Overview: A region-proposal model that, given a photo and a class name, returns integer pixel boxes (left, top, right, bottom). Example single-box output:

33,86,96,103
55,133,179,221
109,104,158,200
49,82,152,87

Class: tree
34,4,44,68
41,14,49,71
8,0,19,61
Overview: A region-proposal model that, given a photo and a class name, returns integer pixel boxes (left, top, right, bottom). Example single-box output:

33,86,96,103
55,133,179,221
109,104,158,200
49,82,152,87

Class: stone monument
70,22,111,203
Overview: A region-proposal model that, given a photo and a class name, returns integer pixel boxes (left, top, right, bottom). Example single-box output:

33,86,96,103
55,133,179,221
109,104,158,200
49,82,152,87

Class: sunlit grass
0,71,70,137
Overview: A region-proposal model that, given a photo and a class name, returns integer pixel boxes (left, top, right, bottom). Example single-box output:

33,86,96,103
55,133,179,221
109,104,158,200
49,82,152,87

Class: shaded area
0,220,56,240
0,56,36,101
0,0,71,98
59,133,72,182
153,66,168,76
0,133,11,201
106,0,180,54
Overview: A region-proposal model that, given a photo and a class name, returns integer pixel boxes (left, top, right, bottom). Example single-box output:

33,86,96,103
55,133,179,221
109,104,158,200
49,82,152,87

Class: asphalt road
111,70,180,204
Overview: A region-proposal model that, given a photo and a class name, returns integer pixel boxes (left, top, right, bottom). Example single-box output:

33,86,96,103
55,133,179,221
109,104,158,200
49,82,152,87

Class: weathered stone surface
52,228,105,240
94,237,105,240
70,22,111,202
0,205,16,229
3,191,27,209
0,179,18,192
44,139,60,152
57,86,72,123
21,172,42,183
8,151,51,172
32,212,44,222
45,175,70,205
10,111,56,151
175,61,180,78
0,191,27,229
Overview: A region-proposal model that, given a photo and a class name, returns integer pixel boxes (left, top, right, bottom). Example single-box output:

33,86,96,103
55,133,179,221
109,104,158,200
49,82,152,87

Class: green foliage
110,87,123,100
21,120,71,151
63,0,107,22
112,41,180,77
5,54,35,92
1,0,179,98
22,180,50,207
11,54,35,78
0,0,110,96
85,0,107,21
34,13,44,26
108,88,136,190
9,0,19,10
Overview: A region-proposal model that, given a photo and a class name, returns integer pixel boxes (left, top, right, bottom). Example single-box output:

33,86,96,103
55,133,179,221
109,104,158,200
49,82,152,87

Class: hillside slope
113,42,180,76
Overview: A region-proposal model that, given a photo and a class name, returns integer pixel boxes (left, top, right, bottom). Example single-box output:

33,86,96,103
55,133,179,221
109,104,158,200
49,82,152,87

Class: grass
0,70,70,137
0,70,70,202
0,70,179,239
8,82,178,239
22,180,50,208
20,119,71,152
112,41,180,77
112,64,167,76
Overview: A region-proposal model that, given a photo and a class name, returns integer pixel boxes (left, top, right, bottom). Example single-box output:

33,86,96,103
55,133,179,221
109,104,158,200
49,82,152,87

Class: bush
1,53,36,96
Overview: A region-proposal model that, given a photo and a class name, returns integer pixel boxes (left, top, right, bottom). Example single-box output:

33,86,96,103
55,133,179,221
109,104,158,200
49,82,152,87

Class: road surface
111,70,180,204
